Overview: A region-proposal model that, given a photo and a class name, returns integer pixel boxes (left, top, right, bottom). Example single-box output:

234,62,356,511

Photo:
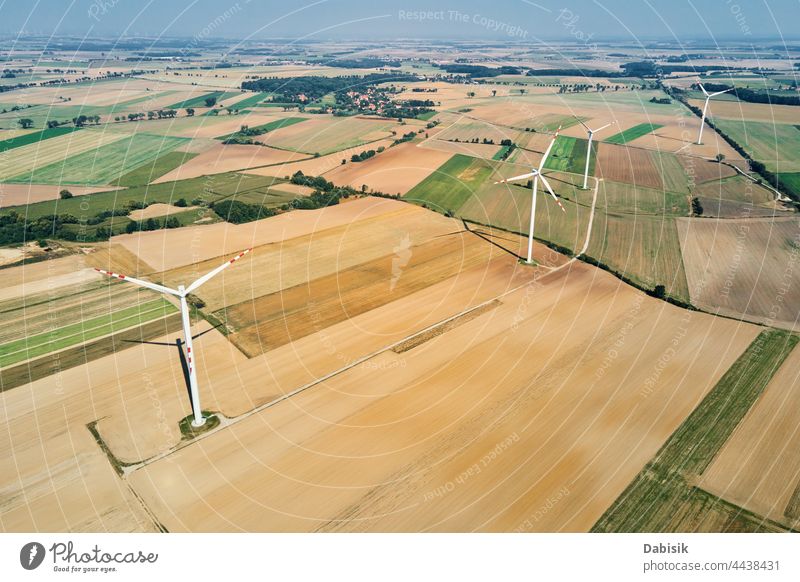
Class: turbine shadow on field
122,324,223,408
462,220,524,261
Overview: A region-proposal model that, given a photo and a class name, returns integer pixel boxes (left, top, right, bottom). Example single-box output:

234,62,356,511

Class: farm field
594,329,797,532
1,35,799,540
262,116,399,155
712,118,800,173
434,117,522,144
8,133,189,185
0,183,123,205
699,341,800,529
124,259,759,532
153,143,307,182
0,125,80,152
404,154,490,212
604,122,663,145
0,129,126,181
167,90,241,109
324,142,453,195
587,212,690,301
692,175,780,218
595,143,664,190
677,217,800,328
419,137,500,160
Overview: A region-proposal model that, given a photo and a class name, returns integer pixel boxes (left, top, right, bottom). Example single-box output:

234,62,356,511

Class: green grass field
542,135,594,174
777,172,800,199
230,92,271,109
0,298,177,368
0,126,80,152
592,329,799,532
404,154,489,211
114,150,197,186
168,91,240,109
10,133,189,185
605,123,663,145
714,118,800,173
416,110,438,121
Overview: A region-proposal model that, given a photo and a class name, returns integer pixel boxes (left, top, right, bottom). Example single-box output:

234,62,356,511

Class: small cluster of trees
113,109,177,122
125,216,181,233
351,146,385,162
73,114,101,126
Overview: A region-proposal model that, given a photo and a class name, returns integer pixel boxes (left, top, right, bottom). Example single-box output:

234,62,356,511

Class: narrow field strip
592,329,799,532
605,122,663,145
0,299,176,367
0,126,80,152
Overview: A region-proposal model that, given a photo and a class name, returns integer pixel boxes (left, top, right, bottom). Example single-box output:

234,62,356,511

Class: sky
0,0,797,43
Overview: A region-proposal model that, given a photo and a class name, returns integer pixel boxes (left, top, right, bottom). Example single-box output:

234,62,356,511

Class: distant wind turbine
96,248,252,427
576,118,615,190
697,82,733,145
494,128,566,265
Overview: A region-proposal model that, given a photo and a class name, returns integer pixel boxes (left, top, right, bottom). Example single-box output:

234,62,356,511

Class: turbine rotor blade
494,172,536,184
94,268,180,296
698,82,709,97
538,174,566,212
594,122,613,133
576,116,590,131
184,248,252,295
538,130,561,172
709,88,733,97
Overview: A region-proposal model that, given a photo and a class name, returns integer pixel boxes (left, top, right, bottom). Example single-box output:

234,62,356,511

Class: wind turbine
494,128,565,265
96,248,252,427
696,82,733,145
576,118,614,190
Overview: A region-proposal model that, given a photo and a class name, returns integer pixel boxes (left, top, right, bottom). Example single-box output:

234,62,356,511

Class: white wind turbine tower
96,248,252,427
576,118,615,189
696,82,733,145
494,128,566,265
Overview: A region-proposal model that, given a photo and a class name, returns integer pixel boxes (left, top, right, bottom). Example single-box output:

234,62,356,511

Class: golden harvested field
0,129,126,181
243,139,396,178
107,111,281,139
596,143,663,190
698,344,800,529
325,142,453,195
4,78,150,106
154,143,307,182
124,259,758,532
677,217,800,329
0,183,122,205
419,138,501,160
263,116,398,155
115,196,420,272
434,117,522,144
159,202,462,312
129,203,199,220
